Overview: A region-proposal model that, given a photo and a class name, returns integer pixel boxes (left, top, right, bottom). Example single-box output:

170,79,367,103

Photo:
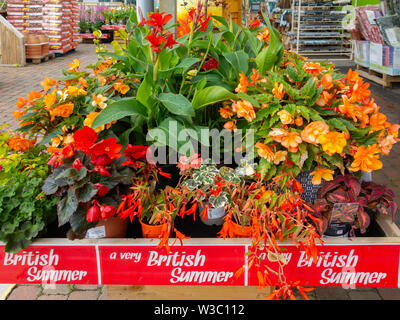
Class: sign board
251,1,262,13
0,239,399,288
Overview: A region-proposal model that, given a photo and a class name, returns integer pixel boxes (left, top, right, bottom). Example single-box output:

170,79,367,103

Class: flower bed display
2,3,400,300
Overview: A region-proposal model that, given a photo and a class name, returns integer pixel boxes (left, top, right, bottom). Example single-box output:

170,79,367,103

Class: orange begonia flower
273,150,287,165
8,136,36,152
316,91,334,107
310,168,334,185
349,78,371,103
50,103,74,121
224,121,237,132
388,124,400,137
13,110,26,119
68,59,80,72
346,69,360,84
349,144,383,172
92,94,108,110
235,73,248,93
249,68,260,84
338,96,360,123
272,82,285,100
79,77,89,89
51,136,62,148
67,86,87,96
40,77,56,92
320,73,333,90
98,76,107,86
16,97,27,109
295,117,303,126
280,132,302,153
318,132,347,155
113,80,130,94
44,91,57,109
219,107,234,119
303,62,325,76
362,98,379,115
300,121,329,145
379,135,398,155
277,110,294,125
369,112,388,132
232,100,256,122
27,91,42,102
257,27,270,42
255,142,274,162
268,128,289,143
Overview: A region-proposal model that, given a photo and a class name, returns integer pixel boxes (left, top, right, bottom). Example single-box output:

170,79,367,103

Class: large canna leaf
192,86,237,110
91,98,147,129
255,12,284,75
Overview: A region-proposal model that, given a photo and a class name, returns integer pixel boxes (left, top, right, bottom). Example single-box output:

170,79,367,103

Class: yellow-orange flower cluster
232,100,256,122
8,135,36,152
50,103,74,121
318,132,347,156
349,144,383,172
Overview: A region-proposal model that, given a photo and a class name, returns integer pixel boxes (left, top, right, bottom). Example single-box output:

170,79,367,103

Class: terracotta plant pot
231,221,252,238
96,216,128,238
140,220,170,239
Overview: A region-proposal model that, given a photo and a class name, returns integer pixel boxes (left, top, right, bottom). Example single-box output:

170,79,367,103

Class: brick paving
1,50,400,300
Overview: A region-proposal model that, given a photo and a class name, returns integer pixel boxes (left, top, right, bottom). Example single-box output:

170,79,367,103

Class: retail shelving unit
288,0,353,60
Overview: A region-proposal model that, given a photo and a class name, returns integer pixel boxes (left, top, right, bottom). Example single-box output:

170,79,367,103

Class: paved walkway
1,45,400,300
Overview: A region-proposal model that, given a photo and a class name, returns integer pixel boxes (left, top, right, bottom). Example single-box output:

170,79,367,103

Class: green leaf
255,13,284,75
69,207,95,234
259,158,271,181
57,188,78,226
175,57,200,71
328,118,349,132
159,93,195,117
76,183,98,203
91,98,147,129
42,176,58,195
192,86,237,110
56,167,87,182
223,50,249,74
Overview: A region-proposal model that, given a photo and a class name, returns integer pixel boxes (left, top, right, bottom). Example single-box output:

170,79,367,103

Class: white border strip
95,245,102,285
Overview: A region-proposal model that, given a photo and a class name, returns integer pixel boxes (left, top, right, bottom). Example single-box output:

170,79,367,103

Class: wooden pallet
26,53,55,64
356,64,400,89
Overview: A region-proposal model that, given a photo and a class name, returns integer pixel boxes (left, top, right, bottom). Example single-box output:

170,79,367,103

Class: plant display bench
0,214,399,299
356,64,400,89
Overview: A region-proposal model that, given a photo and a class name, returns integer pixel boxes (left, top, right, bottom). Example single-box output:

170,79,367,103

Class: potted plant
42,126,134,239
116,145,195,249
311,174,398,237
0,127,58,253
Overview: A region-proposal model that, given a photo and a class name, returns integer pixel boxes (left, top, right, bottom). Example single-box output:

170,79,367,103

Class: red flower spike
172,228,190,246
146,12,173,32
163,33,180,50
200,16,210,32
146,32,166,52
249,18,261,29
72,158,84,171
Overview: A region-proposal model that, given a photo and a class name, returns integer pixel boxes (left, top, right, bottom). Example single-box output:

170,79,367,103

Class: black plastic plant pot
324,222,352,237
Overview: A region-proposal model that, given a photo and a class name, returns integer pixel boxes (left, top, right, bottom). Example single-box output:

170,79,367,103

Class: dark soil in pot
173,210,222,238
41,220,71,238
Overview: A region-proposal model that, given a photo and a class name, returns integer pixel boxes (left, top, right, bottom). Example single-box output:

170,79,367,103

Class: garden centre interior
0,0,400,302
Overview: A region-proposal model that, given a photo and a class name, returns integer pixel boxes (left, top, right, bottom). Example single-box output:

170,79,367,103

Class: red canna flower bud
94,183,109,197
101,205,115,219
94,166,111,176
86,205,101,222
91,154,113,166
72,158,84,171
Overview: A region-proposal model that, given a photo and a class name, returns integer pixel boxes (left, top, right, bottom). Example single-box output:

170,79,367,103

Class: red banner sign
0,242,399,287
